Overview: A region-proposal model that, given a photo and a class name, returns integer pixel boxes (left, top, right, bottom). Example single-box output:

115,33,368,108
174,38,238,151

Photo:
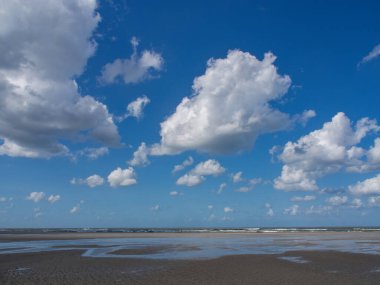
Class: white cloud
0,0,120,158
70,204,80,214
305,205,333,215
127,95,150,119
172,156,194,173
71,174,104,188
231,171,244,183
169,191,182,196
351,198,363,209
224,206,234,213
75,147,109,160
176,159,225,187
368,196,380,207
359,44,380,65
86,175,104,188
294,110,316,126
368,138,380,164
47,195,61,204
150,50,292,156
26,192,45,203
129,142,150,167
290,195,316,202
349,174,380,195
176,174,204,187
108,167,137,188
208,205,214,210
283,205,299,216
217,183,227,194
117,95,150,122
235,186,252,193
274,112,380,191
70,200,84,214
191,159,225,176
326,195,348,206
99,37,163,84
265,203,274,217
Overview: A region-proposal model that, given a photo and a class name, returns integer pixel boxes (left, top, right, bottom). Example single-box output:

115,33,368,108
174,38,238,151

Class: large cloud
274,112,380,191
349,174,380,195
0,0,120,158
151,50,292,155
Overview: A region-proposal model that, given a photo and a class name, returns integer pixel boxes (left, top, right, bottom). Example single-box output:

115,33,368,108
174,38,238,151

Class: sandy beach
1,249,380,285
1,232,380,284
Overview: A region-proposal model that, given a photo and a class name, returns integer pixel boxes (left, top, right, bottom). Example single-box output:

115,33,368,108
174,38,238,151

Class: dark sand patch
1,250,380,284
110,245,201,255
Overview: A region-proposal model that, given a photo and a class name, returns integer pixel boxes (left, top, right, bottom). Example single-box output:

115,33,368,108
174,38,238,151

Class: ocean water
1,229,380,260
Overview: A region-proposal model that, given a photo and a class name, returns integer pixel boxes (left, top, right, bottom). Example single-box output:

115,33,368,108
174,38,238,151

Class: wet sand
1,249,380,285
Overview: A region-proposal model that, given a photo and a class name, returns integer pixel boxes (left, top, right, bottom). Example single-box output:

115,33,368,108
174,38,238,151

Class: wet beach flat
1,232,380,284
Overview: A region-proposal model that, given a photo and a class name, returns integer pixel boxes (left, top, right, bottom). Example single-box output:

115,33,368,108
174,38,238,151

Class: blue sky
1,0,380,228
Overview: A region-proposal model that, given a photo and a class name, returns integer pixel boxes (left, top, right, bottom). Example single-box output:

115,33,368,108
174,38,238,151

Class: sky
1,0,380,228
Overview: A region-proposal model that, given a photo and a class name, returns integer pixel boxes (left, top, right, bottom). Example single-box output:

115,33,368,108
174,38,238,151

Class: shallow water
1,233,380,260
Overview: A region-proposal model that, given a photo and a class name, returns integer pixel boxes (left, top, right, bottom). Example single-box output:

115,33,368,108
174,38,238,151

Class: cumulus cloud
349,174,380,195
0,0,120,158
129,142,150,167
71,174,104,188
47,195,61,204
150,50,292,156
176,174,204,187
283,205,299,215
351,198,363,209
169,191,182,196
274,112,380,191
26,192,45,202
117,95,150,122
172,156,194,173
108,167,137,187
293,110,317,126
326,195,348,206
359,44,380,65
99,37,163,84
70,203,81,214
231,171,244,183
176,159,225,187
191,159,225,176
368,196,380,207
224,206,234,213
290,195,316,202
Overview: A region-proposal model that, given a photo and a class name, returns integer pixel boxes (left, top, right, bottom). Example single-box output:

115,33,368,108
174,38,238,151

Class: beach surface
1,232,380,284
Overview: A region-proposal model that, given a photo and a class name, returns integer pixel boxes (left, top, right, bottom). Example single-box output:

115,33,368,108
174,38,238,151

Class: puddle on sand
278,256,309,264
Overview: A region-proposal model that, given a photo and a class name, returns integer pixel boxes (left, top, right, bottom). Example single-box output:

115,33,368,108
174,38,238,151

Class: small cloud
208,205,213,210
176,174,204,187
151,204,160,211
117,95,150,122
70,204,81,214
26,192,45,203
231,171,244,183
293,109,316,126
172,156,194,173
368,196,380,207
358,44,380,66
216,183,227,194
224,206,234,213
265,203,274,217
47,195,61,204
326,195,348,206
235,186,252,193
350,198,363,209
74,147,109,160
128,142,150,167
290,195,316,202
99,37,163,85
283,205,299,216
71,174,104,188
169,191,183,196
108,167,137,187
